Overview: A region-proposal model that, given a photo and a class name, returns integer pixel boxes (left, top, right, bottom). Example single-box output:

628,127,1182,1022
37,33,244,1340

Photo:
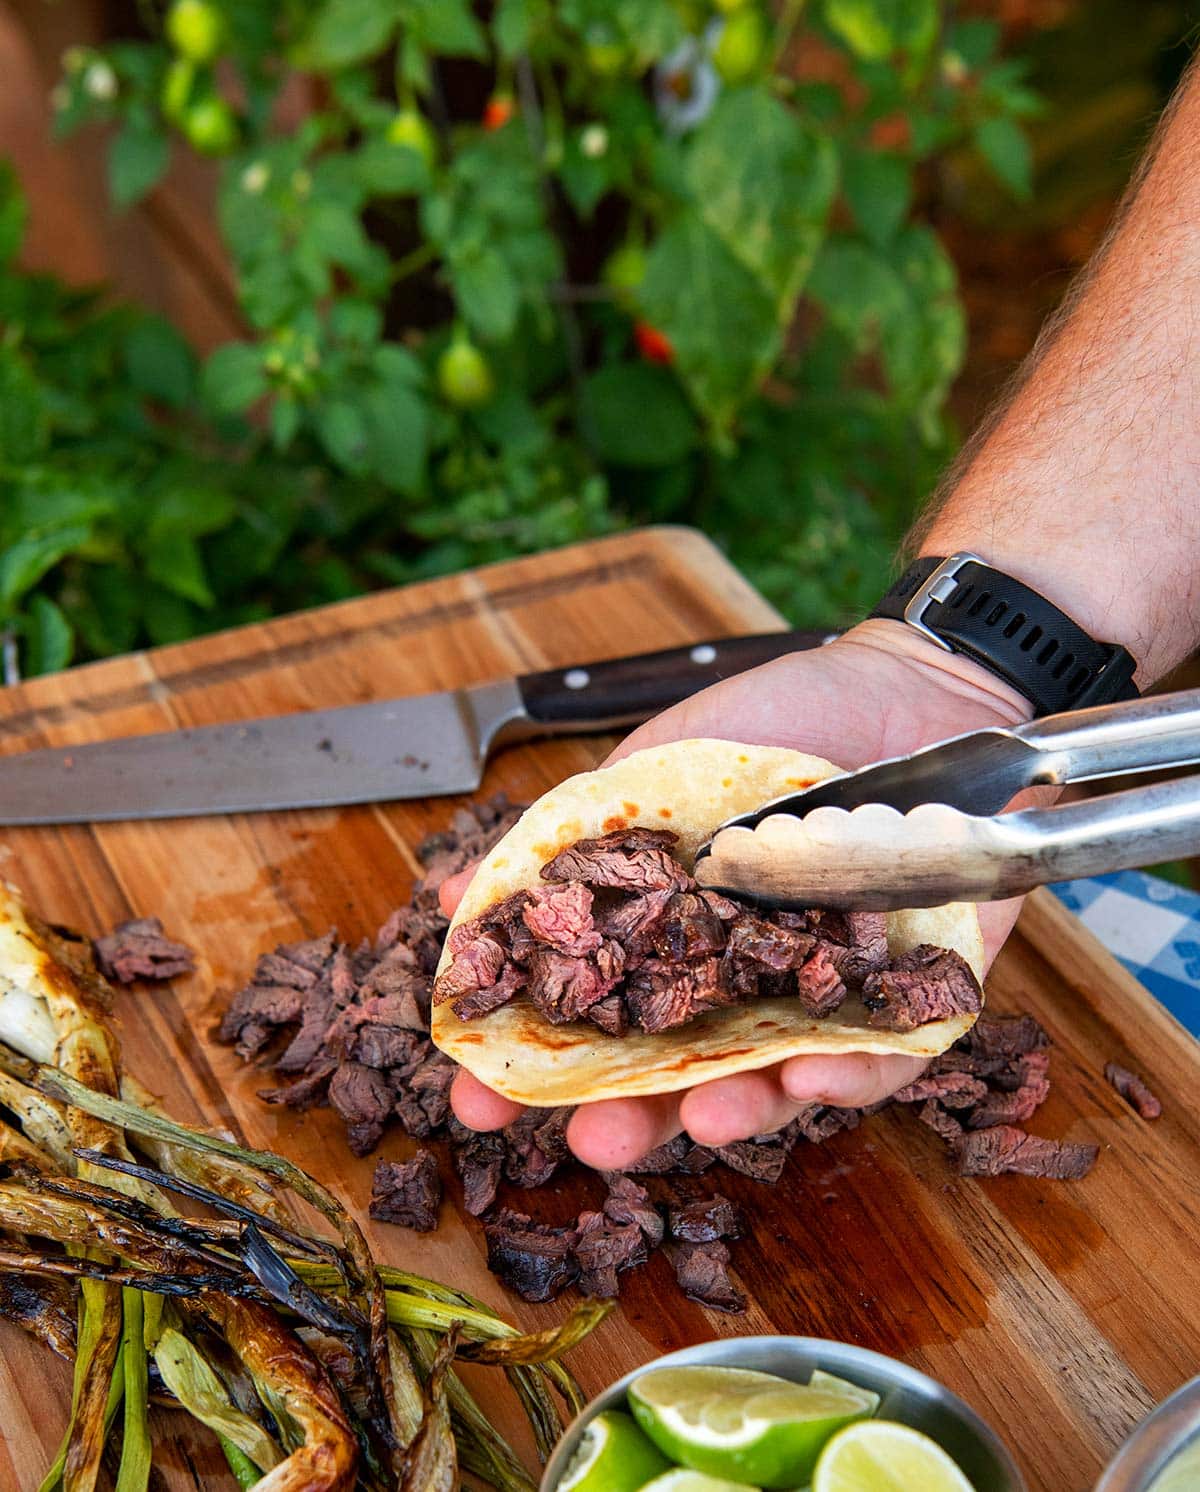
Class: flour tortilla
432,739,985,1106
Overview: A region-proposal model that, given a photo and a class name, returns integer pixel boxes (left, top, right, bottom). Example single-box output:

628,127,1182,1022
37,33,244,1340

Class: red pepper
482,93,515,131
634,322,674,365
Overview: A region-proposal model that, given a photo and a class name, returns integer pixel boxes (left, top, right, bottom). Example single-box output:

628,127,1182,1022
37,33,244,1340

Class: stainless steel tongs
693,689,1200,911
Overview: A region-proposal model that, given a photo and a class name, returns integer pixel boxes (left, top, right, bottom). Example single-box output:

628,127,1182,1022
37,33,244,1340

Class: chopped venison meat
394,1052,456,1138
438,826,980,1040
599,889,673,960
252,952,321,989
726,914,813,973
503,1108,572,1188
961,1014,1049,1063
672,1241,745,1313
677,1143,718,1173
573,1211,648,1298
625,956,736,1034
432,933,505,1006
1105,1062,1162,1120
354,1025,424,1071
918,1101,964,1142
328,1062,393,1157
793,944,847,1016
967,1057,1051,1129
586,993,628,1035
863,946,982,1032
276,930,337,973
668,1194,743,1244
652,893,728,961
526,947,619,1024
521,883,601,955
792,1106,860,1144
700,889,741,921
218,983,308,1058
541,828,690,894
484,1209,580,1303
839,911,891,982
955,1125,1098,1181
218,794,532,1160
893,1072,989,1109
714,1139,789,1184
273,986,339,1074
354,987,428,1033
603,1176,664,1247
622,1134,692,1174
447,891,530,957
94,916,196,985
451,962,527,1021
453,1131,507,1216
258,1058,337,1110
369,1149,441,1231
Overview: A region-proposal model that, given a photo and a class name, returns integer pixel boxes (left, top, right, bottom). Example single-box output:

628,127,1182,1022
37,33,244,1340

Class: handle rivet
690,644,717,664
563,668,590,689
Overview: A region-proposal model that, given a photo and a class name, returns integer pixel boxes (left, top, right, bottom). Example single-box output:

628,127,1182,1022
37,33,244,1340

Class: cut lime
1148,1438,1200,1492
557,1409,671,1492
642,1473,762,1491
629,1366,874,1488
809,1370,881,1416
813,1420,976,1492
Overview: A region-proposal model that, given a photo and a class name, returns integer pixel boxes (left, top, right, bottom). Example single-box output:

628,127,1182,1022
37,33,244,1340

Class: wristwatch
870,552,1140,716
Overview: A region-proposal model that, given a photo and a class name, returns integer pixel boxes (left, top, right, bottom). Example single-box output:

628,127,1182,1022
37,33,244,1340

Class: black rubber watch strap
871,553,1140,716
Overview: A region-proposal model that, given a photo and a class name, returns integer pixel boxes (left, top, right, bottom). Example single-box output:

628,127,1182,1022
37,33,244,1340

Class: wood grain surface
0,527,1196,1492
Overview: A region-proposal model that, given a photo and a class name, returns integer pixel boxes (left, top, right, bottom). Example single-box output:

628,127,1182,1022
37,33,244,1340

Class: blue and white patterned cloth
1051,871,1200,1037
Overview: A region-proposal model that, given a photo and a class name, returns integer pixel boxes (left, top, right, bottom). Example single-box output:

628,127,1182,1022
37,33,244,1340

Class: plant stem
114,1289,151,1492
389,241,438,285
218,1435,262,1489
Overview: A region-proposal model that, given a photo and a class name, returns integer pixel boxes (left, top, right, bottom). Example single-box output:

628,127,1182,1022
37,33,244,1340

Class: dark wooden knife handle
516,629,833,727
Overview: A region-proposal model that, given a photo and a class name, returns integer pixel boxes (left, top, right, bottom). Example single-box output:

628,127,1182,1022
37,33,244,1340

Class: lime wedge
642,1473,762,1491
556,1409,671,1492
1148,1438,1200,1492
808,1371,881,1416
813,1420,976,1492
629,1366,874,1488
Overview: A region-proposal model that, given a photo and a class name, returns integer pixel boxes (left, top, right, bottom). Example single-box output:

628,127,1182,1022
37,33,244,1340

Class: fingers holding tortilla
431,739,984,1107
565,1093,683,1170
450,1068,524,1131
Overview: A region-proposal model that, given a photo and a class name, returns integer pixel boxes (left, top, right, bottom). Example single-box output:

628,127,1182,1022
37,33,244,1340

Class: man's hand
446,618,1032,1169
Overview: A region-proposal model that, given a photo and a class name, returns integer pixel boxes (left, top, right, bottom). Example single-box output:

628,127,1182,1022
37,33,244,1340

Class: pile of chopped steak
217,795,524,1157
432,826,983,1036
93,917,195,984
217,796,1102,1315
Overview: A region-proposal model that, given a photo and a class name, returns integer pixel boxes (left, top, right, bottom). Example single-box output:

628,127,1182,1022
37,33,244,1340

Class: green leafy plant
0,0,1040,677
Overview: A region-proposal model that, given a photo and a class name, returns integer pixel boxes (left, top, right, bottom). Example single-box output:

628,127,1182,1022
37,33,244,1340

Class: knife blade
0,629,830,824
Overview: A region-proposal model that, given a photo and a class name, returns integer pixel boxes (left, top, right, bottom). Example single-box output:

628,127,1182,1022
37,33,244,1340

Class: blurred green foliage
0,0,1044,676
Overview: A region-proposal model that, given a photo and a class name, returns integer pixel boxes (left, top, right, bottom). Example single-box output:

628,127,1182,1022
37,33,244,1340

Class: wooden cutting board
0,526,1197,1492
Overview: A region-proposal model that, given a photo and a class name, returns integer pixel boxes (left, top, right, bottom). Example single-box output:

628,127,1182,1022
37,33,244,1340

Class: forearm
915,57,1200,687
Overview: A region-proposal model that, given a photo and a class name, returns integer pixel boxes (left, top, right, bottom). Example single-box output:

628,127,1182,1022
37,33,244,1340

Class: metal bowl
1095,1376,1200,1492
539,1336,1026,1491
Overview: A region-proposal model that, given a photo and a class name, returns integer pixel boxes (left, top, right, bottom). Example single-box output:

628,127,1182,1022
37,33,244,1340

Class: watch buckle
901,551,985,652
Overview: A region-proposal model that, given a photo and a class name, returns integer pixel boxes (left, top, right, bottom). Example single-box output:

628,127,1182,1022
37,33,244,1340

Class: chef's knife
0,629,829,824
